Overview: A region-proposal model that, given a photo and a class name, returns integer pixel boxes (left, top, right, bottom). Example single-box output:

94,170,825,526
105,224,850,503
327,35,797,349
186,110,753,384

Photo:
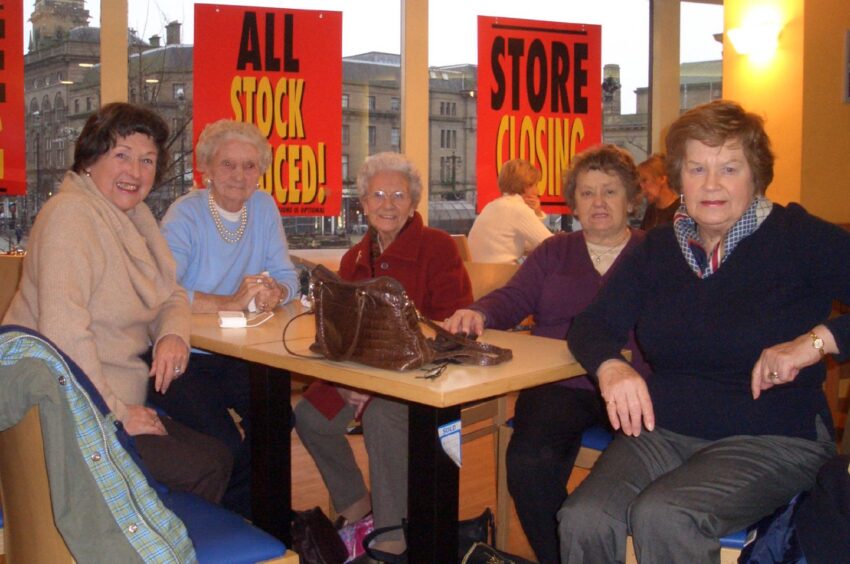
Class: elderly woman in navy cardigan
561,100,850,562
444,145,647,564
294,152,472,559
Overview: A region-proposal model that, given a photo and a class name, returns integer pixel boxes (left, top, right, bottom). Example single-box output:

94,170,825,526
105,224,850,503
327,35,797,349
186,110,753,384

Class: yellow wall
723,0,850,222
800,0,850,222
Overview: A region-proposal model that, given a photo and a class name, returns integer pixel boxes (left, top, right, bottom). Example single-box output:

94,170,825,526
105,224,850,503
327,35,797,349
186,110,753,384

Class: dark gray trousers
294,394,408,541
558,418,835,563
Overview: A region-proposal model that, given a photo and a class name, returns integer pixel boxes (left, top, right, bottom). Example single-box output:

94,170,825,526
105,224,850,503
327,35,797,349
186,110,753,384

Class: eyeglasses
366,190,410,204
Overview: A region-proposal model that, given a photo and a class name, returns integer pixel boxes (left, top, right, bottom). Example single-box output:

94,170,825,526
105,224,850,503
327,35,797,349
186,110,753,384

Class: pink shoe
338,513,374,563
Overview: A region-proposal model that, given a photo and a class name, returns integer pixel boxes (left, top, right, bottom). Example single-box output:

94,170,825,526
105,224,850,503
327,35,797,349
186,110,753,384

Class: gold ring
606,400,616,405
769,371,779,381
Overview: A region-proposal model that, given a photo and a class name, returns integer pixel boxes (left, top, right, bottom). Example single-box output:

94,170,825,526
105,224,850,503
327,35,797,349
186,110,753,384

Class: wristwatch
810,332,826,358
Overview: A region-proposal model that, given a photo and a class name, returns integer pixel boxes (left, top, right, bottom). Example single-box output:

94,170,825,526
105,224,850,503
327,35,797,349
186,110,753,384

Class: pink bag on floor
338,513,374,563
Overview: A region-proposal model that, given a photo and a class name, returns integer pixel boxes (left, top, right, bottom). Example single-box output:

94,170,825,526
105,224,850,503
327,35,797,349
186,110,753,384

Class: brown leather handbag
290,264,512,371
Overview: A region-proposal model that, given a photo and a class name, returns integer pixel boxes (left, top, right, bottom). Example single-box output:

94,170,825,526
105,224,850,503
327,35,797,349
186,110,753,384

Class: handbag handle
331,284,368,361
421,317,513,366
282,309,324,359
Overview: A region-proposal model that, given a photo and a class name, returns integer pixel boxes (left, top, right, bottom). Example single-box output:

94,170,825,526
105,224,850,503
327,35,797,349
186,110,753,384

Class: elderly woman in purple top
443,145,646,564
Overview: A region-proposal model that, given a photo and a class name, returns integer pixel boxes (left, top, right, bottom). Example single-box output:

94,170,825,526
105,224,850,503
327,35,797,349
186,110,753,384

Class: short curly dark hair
664,100,774,195
73,102,170,184
563,144,640,209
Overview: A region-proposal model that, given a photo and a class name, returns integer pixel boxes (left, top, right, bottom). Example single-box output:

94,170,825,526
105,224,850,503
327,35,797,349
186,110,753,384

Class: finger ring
606,400,616,405
257,278,263,284
174,366,181,374
769,371,779,381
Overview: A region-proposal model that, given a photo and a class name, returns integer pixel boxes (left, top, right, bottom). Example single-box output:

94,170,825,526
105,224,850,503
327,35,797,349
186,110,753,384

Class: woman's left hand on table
150,334,189,394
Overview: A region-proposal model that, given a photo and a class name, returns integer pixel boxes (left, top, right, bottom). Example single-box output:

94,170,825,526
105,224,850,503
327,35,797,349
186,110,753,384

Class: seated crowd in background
468,158,553,263
637,153,679,230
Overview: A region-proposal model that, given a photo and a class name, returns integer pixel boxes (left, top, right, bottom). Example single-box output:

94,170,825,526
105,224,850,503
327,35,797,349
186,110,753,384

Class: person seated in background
3,102,232,502
561,100,848,562
638,153,679,230
294,152,473,560
468,158,553,263
151,119,299,518
443,145,649,564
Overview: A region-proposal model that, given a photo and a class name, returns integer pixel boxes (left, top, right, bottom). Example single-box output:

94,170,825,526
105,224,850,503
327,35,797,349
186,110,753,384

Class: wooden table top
242,329,586,408
189,299,314,357
191,299,587,408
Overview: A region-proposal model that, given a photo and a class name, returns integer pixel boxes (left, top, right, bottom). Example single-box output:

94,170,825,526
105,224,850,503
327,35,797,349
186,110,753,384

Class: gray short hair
195,120,273,179
355,152,422,207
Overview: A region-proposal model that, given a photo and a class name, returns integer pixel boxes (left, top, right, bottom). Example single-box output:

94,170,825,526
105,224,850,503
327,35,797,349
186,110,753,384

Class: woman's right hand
440,309,485,336
523,193,543,215
339,388,372,419
226,274,271,310
597,359,655,436
123,405,167,436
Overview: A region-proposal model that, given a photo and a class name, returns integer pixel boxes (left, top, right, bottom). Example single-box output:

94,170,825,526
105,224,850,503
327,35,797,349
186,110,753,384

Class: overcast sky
24,1,723,114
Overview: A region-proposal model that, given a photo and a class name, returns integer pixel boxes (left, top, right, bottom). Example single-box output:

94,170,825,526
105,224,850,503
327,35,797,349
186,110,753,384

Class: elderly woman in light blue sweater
152,119,299,519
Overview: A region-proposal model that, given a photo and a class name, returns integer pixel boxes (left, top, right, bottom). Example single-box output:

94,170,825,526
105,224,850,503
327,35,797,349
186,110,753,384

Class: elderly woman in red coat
294,152,473,559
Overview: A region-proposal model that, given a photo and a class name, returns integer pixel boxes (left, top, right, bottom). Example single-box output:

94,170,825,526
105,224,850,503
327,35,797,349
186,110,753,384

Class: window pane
680,2,724,110
19,0,102,245
428,0,651,234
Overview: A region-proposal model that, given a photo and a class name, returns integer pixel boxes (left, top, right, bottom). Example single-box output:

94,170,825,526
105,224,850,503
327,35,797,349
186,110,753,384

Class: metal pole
36,131,41,212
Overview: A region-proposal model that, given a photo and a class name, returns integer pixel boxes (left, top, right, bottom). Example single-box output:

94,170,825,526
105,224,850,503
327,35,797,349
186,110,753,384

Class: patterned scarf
673,196,773,278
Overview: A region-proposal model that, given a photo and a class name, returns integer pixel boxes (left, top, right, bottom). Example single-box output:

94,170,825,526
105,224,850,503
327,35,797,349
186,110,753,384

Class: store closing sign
477,16,601,215
194,5,342,216
0,1,26,197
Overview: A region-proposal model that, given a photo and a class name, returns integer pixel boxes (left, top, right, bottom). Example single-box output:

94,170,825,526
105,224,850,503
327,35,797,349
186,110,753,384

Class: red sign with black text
194,4,342,216
0,1,26,196
477,16,601,215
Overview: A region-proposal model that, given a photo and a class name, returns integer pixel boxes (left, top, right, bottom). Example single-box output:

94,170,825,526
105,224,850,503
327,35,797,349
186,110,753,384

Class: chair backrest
452,234,471,261
0,255,23,318
464,261,519,301
0,406,75,563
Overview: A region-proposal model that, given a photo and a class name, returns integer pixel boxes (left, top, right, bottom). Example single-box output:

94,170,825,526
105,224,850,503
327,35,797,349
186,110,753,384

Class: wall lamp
727,9,783,62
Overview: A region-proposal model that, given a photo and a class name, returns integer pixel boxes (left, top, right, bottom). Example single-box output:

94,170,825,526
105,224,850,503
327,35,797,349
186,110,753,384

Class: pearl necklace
208,193,247,244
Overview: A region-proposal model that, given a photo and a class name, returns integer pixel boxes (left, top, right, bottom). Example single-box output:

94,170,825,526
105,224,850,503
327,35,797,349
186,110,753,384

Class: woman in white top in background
468,158,553,263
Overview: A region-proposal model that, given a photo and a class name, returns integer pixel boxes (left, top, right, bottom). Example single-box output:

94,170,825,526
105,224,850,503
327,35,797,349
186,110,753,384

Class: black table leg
407,403,461,563
249,362,292,544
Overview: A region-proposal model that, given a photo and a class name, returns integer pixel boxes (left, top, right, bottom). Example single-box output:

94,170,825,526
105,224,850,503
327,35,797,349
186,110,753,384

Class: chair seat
580,425,613,451
165,491,288,564
505,419,613,451
720,528,747,550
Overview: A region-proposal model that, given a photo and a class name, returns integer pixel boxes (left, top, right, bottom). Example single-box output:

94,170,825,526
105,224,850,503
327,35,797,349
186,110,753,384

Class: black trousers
505,383,606,564
148,351,252,518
